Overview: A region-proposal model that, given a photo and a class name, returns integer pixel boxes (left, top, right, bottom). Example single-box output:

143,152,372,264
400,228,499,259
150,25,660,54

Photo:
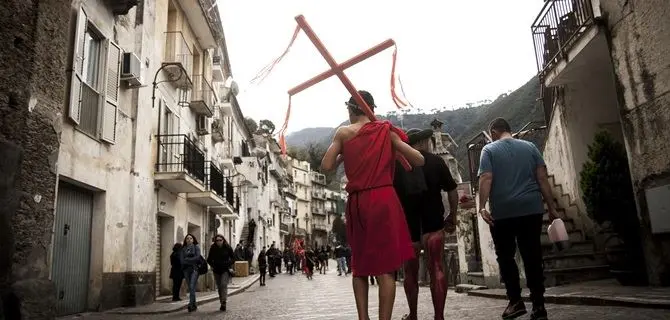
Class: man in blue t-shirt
478,118,558,320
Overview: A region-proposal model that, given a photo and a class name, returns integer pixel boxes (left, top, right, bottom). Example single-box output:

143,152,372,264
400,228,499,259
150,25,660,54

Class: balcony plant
580,131,647,285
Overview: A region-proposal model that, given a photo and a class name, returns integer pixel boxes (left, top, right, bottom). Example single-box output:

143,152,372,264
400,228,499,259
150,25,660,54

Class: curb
467,290,670,310
108,275,260,315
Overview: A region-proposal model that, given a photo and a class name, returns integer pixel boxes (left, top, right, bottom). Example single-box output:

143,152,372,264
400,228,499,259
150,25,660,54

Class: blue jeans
183,268,199,307
337,257,347,274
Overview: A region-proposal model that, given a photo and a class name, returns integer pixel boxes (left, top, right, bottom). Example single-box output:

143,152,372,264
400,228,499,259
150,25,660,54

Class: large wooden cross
288,14,396,121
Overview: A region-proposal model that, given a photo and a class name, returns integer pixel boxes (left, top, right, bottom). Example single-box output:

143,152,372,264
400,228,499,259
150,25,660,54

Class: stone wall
601,0,670,286
0,0,71,318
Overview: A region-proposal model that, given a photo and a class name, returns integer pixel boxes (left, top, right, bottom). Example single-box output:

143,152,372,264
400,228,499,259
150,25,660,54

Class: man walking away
335,244,347,276
267,244,278,277
478,118,558,320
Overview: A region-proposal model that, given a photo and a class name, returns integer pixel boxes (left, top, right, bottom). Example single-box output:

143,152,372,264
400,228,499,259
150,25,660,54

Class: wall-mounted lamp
159,201,166,211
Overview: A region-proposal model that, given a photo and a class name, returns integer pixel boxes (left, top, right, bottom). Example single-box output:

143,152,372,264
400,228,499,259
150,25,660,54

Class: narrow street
63,262,669,320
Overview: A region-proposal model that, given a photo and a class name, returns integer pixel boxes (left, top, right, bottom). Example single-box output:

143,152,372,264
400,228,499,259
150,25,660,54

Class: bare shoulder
334,125,358,142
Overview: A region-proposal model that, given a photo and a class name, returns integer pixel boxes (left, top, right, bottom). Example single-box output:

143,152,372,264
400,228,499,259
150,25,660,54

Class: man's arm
321,127,344,172
390,132,425,166
477,148,494,226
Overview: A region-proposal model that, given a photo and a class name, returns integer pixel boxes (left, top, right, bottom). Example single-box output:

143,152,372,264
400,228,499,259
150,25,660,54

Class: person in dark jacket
169,243,183,301
258,247,267,286
267,244,278,277
180,234,202,312
207,234,234,311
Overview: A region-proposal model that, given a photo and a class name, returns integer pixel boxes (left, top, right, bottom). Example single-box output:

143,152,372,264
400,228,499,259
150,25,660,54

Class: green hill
285,76,545,183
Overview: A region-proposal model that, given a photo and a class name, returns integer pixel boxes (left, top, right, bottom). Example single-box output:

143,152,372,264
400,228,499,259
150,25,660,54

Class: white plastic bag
547,218,570,251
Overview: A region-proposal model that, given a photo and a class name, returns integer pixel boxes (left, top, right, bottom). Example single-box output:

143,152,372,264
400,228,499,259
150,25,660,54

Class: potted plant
580,131,647,286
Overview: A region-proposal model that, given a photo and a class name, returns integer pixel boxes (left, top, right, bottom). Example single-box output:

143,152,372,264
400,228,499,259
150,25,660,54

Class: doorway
52,182,94,316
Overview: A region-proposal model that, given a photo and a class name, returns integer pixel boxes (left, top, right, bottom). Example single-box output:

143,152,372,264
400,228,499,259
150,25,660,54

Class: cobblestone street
62,262,669,320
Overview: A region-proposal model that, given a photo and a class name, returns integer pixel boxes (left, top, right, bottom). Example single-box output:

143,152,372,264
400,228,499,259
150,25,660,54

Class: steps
466,271,486,286
541,176,611,287
240,224,249,245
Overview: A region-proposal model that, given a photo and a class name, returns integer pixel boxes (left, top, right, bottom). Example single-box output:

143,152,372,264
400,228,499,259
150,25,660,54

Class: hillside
286,76,545,182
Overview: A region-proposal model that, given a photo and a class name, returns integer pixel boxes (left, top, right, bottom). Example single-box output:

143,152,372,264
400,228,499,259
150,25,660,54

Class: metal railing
225,178,234,207
531,0,595,75
191,75,217,109
156,134,205,183
311,206,325,215
205,161,225,197
164,31,193,79
280,223,289,233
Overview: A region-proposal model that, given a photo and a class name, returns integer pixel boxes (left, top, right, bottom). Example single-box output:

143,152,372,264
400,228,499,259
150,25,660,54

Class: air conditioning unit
121,52,142,86
196,115,210,136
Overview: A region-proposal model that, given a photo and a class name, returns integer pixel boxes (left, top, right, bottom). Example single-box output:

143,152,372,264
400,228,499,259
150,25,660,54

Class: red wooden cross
288,14,396,122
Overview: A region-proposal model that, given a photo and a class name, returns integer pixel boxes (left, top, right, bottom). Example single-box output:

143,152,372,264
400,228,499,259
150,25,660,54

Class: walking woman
181,233,202,312
258,246,267,286
305,247,316,280
169,243,183,301
207,234,234,311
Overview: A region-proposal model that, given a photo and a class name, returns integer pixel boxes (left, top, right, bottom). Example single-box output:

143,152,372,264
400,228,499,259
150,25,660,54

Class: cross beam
290,14,391,121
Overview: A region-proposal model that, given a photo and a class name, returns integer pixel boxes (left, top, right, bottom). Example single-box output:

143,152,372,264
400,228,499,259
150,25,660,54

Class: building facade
288,157,312,242
310,172,329,246
44,0,273,316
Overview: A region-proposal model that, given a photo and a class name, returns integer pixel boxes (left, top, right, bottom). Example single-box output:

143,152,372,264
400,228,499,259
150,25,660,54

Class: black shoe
501,300,527,319
530,305,547,320
187,305,195,312
220,304,226,311
172,298,181,302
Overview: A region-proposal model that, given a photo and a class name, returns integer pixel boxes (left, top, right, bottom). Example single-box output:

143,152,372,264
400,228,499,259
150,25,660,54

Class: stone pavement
467,279,670,309
58,261,670,319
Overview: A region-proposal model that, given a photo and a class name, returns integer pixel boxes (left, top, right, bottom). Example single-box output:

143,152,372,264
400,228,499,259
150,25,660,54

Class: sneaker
530,305,548,320
220,304,226,311
501,300,527,319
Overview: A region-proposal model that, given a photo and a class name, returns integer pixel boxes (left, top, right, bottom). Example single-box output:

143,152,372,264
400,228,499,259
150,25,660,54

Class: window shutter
68,7,87,124
101,40,121,143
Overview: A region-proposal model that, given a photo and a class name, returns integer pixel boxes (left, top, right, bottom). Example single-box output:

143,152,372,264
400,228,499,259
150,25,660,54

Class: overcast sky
218,0,545,134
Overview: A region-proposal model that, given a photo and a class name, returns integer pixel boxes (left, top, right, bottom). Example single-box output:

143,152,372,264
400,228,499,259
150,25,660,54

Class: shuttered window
68,7,121,144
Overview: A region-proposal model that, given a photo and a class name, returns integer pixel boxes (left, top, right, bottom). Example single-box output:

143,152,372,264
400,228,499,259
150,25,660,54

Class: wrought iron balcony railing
205,161,225,197
164,31,193,80
531,0,595,76
156,134,206,183
225,177,234,208
191,75,217,112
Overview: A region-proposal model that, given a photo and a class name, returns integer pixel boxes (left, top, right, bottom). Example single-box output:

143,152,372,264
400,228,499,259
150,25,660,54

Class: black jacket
170,251,182,279
258,250,267,268
207,243,234,274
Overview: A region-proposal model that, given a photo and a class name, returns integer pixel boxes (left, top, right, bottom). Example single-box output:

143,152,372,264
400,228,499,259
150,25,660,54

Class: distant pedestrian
180,234,203,312
258,247,268,286
334,244,347,276
207,234,234,312
169,243,183,301
478,118,559,320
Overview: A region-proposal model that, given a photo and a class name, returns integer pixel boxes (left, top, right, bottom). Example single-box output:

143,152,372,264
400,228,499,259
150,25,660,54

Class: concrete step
465,271,486,286
541,229,584,244
544,265,611,287
455,284,488,293
543,251,607,270
542,240,594,256
542,217,576,233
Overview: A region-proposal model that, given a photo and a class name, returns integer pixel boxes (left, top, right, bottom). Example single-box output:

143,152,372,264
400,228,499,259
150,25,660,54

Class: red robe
342,121,415,276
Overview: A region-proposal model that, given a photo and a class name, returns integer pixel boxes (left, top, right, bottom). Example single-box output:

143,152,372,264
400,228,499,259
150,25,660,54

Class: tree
258,119,276,135
331,215,347,245
244,117,258,133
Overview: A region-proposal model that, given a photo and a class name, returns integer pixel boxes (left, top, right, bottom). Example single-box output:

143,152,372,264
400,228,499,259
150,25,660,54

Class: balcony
311,173,327,185
155,134,206,193
212,55,224,82
163,32,193,89
531,0,603,86
280,222,289,234
311,206,325,216
190,75,216,117
179,0,217,49
311,191,326,200
313,222,329,232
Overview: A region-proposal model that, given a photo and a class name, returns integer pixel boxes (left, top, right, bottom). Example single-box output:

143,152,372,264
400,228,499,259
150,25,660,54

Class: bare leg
402,244,421,320
423,231,447,320
352,276,370,320
377,273,396,320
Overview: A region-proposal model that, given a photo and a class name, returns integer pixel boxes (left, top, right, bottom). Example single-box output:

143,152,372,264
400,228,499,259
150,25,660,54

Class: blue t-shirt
478,138,545,220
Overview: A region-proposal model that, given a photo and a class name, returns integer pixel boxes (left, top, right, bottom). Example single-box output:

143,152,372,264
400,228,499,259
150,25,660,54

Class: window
68,7,121,143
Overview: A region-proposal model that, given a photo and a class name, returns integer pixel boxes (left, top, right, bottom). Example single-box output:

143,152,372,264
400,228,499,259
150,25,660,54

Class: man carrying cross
321,91,424,320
